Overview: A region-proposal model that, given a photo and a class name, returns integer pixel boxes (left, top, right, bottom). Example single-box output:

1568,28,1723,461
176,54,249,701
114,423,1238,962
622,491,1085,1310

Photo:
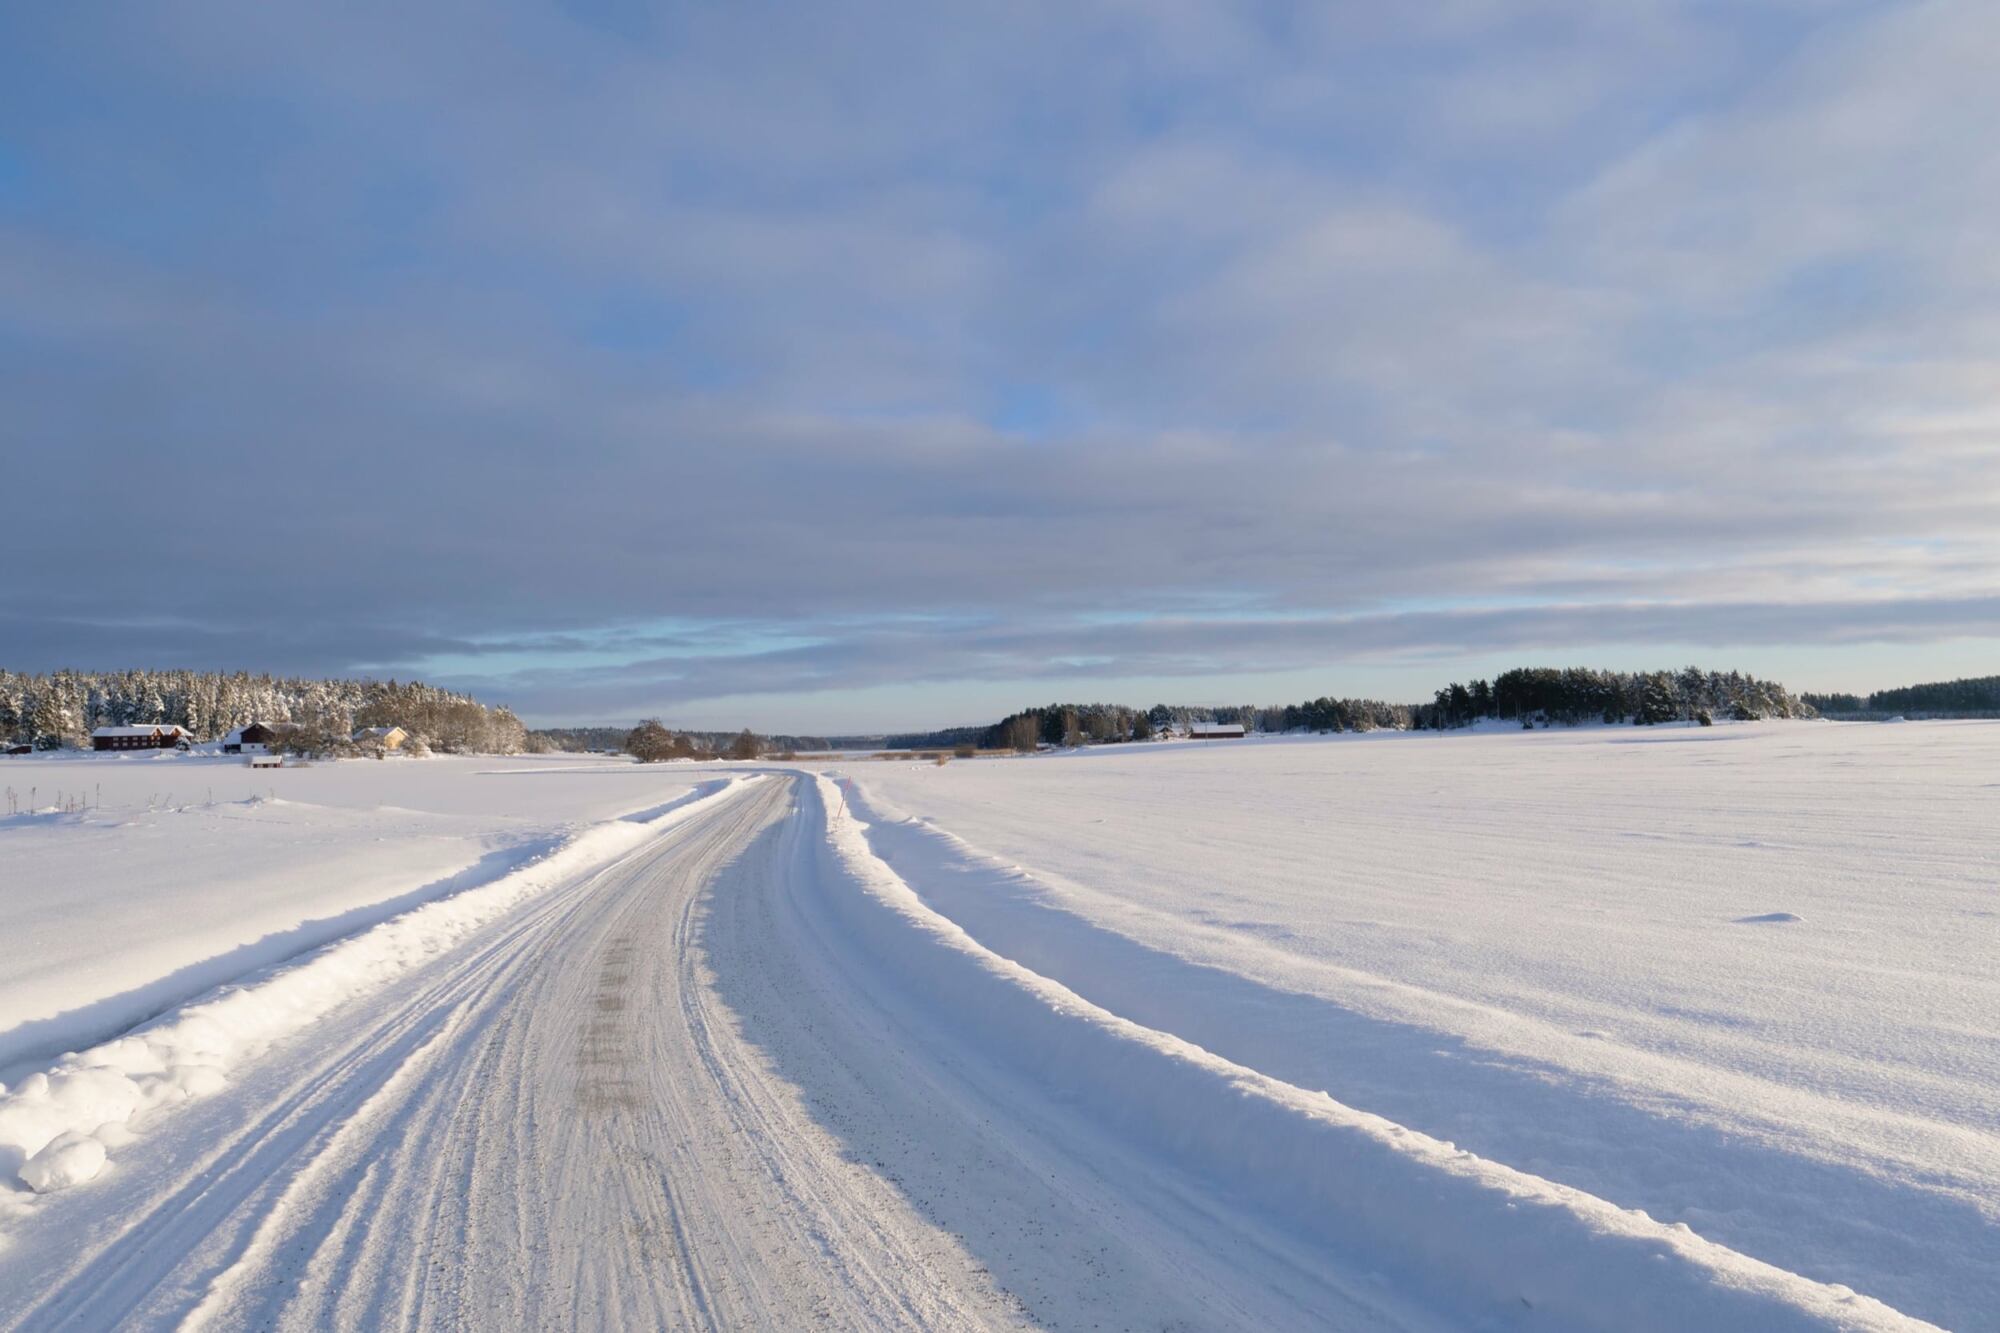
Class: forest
1804,675,2000,718
970,666,1814,751
0,669,527,754
1,661,1842,761
1422,666,1812,729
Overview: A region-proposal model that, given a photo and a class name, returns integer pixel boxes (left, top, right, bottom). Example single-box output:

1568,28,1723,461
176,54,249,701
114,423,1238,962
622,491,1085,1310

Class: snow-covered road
0,766,1939,1330
2,777,984,1329
0,775,1425,1331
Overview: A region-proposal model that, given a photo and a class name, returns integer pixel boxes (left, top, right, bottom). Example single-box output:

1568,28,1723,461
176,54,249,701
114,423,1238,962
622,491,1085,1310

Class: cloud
447,592,2000,723
1,0,1994,725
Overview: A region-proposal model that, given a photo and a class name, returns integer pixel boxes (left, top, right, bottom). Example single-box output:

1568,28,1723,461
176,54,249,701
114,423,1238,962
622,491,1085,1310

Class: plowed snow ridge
0,765,1946,1330
0,777,761,1194
808,774,1931,1331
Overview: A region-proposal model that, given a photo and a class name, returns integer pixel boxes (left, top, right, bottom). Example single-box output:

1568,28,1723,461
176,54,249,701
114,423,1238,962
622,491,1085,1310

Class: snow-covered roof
353,725,405,739
91,725,190,738
1189,722,1246,736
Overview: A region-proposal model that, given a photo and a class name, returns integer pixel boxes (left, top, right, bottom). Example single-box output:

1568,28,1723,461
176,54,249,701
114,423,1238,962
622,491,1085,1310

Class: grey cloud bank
2,1,1995,727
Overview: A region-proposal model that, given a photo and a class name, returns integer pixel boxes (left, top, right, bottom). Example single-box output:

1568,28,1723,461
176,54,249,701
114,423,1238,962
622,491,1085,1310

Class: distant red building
91,725,193,752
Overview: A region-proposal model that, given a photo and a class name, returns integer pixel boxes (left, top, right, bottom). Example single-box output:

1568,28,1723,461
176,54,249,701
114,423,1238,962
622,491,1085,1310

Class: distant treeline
532,724,837,754
528,725,631,751
878,725,987,750
620,720,769,762
0,668,527,754
968,666,1813,751
526,662,1828,762
977,697,1413,750
1421,666,1812,729
1803,674,2000,719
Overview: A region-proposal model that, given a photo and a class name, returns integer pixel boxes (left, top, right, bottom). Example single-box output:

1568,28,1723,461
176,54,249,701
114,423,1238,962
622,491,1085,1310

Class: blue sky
3,1,1997,731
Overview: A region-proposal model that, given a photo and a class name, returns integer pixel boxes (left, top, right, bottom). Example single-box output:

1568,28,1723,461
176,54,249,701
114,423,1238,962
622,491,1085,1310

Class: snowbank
846,722,2000,1327
0,776,761,1194
0,754,717,1077
807,774,1930,1332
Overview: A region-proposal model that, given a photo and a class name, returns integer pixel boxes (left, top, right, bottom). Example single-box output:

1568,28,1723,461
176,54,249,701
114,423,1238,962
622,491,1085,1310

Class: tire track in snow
0,775,1029,1331
4,771,1452,1331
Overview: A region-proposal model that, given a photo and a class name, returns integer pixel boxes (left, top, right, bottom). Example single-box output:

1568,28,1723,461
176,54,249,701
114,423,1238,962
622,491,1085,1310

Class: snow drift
0,776,761,1195
0,752,717,1079
806,774,1930,1332
843,723,2000,1328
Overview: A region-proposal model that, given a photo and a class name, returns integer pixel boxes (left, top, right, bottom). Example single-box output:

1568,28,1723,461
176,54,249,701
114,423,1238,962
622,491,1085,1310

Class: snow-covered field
0,753,707,1079
0,724,1989,1329
844,721,2000,1329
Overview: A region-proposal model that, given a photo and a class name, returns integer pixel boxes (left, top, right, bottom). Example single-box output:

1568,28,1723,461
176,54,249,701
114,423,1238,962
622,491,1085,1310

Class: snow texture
0,725,1985,1329
842,722,1999,1328
807,772,1929,1331
0,753,712,1078
0,776,758,1192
